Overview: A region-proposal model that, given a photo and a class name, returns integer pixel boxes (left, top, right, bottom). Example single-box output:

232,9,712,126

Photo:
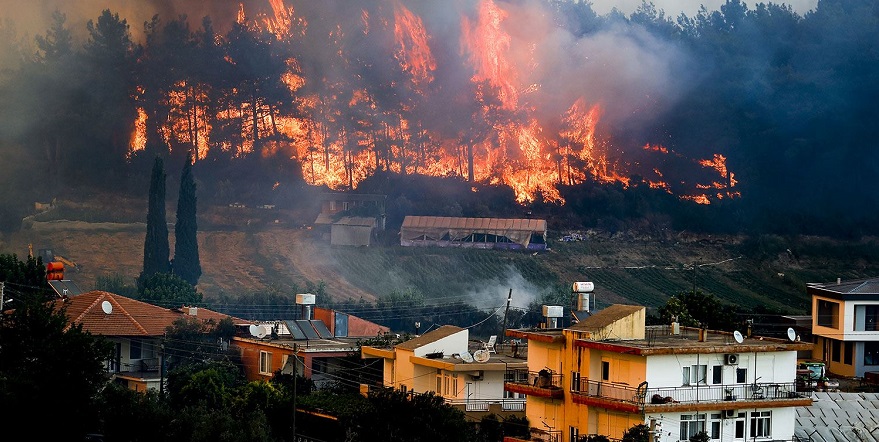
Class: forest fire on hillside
128,0,737,205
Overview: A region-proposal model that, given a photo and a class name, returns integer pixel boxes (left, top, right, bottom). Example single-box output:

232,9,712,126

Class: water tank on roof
572,281,594,293
542,305,563,318
296,293,316,305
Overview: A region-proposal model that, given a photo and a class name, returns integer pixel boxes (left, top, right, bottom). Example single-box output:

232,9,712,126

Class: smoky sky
0,0,693,134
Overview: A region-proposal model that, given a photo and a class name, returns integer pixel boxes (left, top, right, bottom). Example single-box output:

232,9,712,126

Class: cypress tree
140,156,169,285
173,152,201,286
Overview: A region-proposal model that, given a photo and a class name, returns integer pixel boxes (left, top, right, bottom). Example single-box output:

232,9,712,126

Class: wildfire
127,0,740,206
393,0,436,86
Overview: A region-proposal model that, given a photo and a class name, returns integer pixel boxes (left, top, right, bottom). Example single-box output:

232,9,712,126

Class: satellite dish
249,324,261,337
101,300,113,315
733,330,744,344
473,350,490,363
787,327,797,342
460,351,474,363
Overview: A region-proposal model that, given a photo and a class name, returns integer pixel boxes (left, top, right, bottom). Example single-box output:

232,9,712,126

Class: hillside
4,198,879,316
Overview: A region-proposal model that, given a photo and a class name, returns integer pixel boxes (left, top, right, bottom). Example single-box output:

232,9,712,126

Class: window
129,339,142,360
601,361,610,381
709,413,722,439
437,370,458,397
571,371,581,391
855,305,879,331
679,414,706,441
734,413,746,439
817,299,839,328
569,426,579,442
865,342,879,366
736,368,747,383
832,340,841,362
683,365,707,385
712,366,722,384
259,351,272,375
749,411,771,438
845,342,853,365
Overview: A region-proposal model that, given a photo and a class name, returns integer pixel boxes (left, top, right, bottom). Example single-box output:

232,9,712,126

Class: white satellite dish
733,330,744,344
787,327,797,342
473,350,490,363
249,324,261,337
101,300,113,315
460,351,474,363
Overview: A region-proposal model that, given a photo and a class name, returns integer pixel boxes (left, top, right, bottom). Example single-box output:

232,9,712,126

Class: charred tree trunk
467,140,475,182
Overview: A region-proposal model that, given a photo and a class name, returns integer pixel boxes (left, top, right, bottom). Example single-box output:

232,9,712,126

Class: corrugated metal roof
401,216,546,232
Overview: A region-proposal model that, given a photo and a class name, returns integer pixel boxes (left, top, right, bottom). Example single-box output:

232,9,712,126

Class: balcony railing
646,382,804,404
572,379,646,405
444,398,527,412
505,369,564,389
572,377,806,408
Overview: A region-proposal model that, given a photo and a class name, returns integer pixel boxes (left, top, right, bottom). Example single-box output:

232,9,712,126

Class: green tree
621,423,650,442
141,156,170,285
138,272,202,307
174,152,202,286
0,253,50,302
690,431,711,442
0,298,113,439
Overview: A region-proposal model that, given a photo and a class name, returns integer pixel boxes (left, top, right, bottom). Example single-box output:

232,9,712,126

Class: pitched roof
396,325,464,350
810,277,879,294
53,291,245,337
569,304,644,332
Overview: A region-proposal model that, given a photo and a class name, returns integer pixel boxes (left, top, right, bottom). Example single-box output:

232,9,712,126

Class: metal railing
646,382,804,404
444,398,527,412
572,377,804,406
571,378,645,405
505,369,564,390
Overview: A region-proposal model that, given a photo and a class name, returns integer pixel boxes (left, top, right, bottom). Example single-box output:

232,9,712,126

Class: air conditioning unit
723,409,736,418
724,354,739,365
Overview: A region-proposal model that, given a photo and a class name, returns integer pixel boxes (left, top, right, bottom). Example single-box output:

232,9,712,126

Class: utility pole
500,289,512,346
0,282,5,312
692,261,697,294
159,334,166,396
293,343,298,440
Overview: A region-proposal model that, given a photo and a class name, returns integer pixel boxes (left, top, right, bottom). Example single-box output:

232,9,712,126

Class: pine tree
173,152,201,286
141,156,169,285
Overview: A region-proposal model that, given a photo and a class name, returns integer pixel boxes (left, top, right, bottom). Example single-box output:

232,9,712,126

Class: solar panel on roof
311,320,332,338
283,320,307,340
295,320,319,339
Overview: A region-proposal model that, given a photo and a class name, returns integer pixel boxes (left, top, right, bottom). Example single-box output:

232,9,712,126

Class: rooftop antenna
787,327,797,342
473,349,490,363
733,330,744,344
101,300,113,315
460,350,474,363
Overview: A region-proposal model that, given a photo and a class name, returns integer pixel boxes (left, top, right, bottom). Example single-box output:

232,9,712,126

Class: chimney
698,325,707,342
837,277,841,284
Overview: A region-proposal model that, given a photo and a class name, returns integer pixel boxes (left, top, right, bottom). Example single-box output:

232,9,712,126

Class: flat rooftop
509,325,813,355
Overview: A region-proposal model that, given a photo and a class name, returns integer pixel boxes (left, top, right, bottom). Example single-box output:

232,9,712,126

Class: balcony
504,369,564,399
444,398,527,412
571,378,811,412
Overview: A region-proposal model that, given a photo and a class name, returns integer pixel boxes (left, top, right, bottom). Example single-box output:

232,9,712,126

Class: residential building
809,277,879,377
53,290,246,392
235,307,388,387
506,304,813,442
361,325,528,418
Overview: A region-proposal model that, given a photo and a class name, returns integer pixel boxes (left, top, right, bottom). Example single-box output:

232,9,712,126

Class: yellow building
506,305,813,442
362,325,528,418
809,277,879,377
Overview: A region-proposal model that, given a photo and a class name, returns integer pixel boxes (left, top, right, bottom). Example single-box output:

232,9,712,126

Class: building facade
362,325,528,418
810,277,879,377
506,305,813,442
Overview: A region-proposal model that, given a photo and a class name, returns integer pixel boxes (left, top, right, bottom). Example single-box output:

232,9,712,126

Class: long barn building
400,216,547,250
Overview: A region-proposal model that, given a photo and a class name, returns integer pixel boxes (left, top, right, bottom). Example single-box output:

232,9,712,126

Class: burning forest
2,0,878,236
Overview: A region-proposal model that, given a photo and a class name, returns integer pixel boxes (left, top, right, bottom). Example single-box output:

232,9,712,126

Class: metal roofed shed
400,216,547,250
331,216,377,246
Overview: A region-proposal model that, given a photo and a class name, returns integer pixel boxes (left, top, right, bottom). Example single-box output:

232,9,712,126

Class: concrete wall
412,329,468,357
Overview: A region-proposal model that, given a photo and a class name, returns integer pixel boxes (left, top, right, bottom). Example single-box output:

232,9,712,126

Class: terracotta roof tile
53,291,246,337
